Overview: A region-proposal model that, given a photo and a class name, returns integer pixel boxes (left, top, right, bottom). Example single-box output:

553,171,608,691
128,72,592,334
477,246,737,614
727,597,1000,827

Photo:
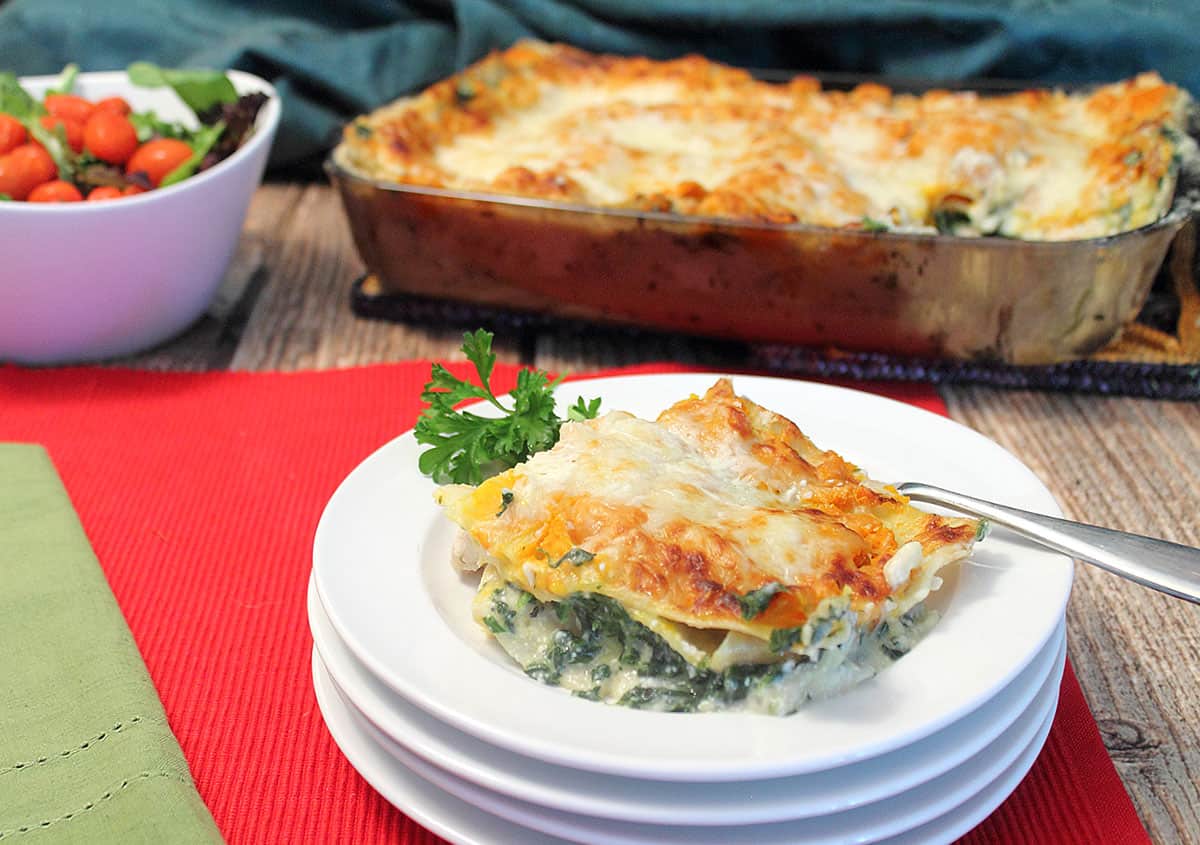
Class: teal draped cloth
2,0,1196,168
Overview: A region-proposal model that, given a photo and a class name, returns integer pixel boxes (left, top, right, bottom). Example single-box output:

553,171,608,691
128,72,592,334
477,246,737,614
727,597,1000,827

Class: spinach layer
486,585,804,712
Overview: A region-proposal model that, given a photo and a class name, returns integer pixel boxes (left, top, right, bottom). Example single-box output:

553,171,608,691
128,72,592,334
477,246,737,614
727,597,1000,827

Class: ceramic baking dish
328,57,1200,366
331,156,1197,365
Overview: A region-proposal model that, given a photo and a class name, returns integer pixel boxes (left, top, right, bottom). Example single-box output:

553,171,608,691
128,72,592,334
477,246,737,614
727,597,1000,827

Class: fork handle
899,482,1200,604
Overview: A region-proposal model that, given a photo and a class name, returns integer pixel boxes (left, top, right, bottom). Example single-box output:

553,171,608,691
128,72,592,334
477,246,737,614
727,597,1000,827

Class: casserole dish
328,44,1197,365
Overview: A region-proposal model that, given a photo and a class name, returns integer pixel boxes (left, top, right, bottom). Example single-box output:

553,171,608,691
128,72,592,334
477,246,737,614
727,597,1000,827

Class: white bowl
0,69,281,363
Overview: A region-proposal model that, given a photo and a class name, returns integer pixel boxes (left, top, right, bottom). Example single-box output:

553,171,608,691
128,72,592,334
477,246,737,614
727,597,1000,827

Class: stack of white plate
310,374,1074,845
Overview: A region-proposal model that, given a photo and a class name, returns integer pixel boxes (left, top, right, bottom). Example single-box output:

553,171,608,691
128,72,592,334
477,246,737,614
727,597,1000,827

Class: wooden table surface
120,182,1200,842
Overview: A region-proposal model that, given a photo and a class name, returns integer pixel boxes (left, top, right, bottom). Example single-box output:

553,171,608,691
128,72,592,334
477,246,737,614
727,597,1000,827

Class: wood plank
943,386,1200,843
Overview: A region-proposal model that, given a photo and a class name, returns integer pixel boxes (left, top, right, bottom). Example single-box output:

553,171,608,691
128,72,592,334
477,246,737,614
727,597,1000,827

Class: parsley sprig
415,330,601,484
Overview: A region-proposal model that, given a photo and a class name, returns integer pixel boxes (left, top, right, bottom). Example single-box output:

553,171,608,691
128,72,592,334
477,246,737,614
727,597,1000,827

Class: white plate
313,373,1073,781
313,647,565,845
309,577,1064,826
313,649,1059,845
326,642,1063,844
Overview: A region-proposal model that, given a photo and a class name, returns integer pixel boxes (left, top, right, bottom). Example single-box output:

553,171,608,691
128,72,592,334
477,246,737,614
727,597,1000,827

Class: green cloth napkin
0,445,221,844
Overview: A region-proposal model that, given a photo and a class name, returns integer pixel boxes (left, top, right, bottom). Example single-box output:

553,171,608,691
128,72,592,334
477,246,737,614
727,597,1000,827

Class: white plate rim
313,372,1074,781
309,576,1065,825
314,646,1061,845
312,649,565,845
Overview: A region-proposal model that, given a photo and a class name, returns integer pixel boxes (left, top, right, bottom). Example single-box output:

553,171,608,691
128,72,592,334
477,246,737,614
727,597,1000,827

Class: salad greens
0,61,265,198
29,120,75,180
160,120,224,187
0,72,38,119
46,64,79,97
415,330,602,485
123,63,250,186
0,71,75,178
129,111,194,143
126,62,238,114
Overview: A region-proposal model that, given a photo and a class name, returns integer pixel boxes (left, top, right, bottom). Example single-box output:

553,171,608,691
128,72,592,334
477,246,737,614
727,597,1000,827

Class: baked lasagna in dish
337,41,1192,241
435,380,983,715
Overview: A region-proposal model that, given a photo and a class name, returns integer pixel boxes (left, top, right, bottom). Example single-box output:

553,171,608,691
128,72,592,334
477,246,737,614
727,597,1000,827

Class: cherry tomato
28,180,83,202
43,93,95,125
0,114,27,155
87,185,124,201
122,184,147,197
0,157,26,199
0,144,57,200
94,96,132,117
12,144,57,183
83,111,138,165
126,138,192,187
40,115,85,153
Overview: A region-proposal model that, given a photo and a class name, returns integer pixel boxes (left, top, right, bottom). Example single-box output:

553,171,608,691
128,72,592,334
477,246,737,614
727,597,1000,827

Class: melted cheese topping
337,41,1192,240
435,379,980,658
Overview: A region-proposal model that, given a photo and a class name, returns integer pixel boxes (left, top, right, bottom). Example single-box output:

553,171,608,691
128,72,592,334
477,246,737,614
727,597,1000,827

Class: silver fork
898,482,1200,604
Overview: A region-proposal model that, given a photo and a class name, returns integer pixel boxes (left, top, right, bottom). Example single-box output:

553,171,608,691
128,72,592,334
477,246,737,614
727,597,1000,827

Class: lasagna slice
435,379,982,714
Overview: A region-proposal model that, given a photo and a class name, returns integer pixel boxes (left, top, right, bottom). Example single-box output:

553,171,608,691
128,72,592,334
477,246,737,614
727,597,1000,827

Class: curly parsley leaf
461,328,496,386
414,330,602,485
568,396,602,421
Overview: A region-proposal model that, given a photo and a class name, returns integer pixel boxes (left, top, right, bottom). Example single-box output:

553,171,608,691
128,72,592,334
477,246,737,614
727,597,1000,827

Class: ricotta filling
475,576,936,716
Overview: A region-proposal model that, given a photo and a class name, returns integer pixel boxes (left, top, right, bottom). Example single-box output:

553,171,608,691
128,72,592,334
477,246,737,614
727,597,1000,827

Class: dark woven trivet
350,277,1200,400
752,347,1200,400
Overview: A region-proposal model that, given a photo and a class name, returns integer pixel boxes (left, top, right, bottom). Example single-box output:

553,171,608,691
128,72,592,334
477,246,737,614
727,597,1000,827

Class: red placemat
0,362,1148,845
